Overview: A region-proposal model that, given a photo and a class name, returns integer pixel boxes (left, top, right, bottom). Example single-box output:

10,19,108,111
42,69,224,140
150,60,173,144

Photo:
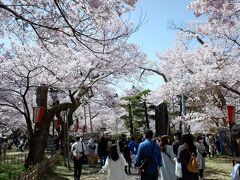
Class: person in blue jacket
135,129,162,180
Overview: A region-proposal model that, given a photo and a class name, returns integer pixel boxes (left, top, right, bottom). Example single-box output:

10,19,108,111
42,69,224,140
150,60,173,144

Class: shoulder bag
139,142,155,172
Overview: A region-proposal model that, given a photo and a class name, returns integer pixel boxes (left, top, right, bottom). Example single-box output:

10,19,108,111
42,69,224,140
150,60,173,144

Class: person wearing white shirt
231,162,240,180
71,136,84,180
101,144,128,180
160,135,176,180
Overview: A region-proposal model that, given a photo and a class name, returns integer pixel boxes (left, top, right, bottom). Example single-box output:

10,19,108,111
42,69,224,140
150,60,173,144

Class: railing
0,154,27,164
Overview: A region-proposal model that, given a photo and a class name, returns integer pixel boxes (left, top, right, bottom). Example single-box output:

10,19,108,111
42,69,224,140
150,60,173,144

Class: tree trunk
25,86,53,167
143,101,149,129
24,86,82,167
128,103,133,135
25,112,52,167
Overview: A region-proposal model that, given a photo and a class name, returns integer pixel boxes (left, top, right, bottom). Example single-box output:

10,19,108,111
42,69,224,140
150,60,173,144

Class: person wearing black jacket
177,133,198,180
172,131,182,156
97,136,108,167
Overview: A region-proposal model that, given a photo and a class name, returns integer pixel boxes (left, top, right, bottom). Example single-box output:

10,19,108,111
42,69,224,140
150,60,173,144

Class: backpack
187,153,199,173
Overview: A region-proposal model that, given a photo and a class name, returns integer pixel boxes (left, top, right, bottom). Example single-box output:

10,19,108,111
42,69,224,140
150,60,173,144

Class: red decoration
82,125,87,133
74,124,80,133
227,105,235,126
54,119,61,129
36,107,45,124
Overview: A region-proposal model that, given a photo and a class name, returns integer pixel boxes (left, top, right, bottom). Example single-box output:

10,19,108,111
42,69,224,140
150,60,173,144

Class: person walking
118,134,128,153
160,135,176,180
128,137,136,165
135,129,162,180
209,135,216,158
122,143,132,174
205,134,210,157
71,136,85,180
172,130,182,156
100,144,128,180
2,139,8,156
195,136,206,180
177,133,199,180
97,136,108,167
87,138,97,166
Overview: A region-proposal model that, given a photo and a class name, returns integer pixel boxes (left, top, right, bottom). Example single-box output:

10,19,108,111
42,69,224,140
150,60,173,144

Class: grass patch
0,163,25,180
50,157,101,179
205,155,233,180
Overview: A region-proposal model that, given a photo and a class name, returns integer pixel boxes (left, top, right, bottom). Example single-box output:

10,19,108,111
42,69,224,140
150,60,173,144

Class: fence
0,154,27,164
16,153,60,180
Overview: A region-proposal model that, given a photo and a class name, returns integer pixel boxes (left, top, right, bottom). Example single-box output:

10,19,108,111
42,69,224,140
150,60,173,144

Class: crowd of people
70,129,219,180
0,131,29,156
0,127,230,180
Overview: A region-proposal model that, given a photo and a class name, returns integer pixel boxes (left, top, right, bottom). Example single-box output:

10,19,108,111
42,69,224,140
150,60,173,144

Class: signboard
46,136,57,151
32,107,39,123
100,127,106,132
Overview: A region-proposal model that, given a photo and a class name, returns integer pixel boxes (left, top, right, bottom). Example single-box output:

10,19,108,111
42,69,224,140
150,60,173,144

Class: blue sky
126,0,200,91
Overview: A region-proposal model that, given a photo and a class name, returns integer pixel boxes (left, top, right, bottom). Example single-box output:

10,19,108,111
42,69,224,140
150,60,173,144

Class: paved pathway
56,166,161,180
59,171,161,180
80,173,141,180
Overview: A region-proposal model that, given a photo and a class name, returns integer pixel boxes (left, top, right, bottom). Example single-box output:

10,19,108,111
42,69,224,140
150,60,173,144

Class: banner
33,107,45,124
227,105,235,126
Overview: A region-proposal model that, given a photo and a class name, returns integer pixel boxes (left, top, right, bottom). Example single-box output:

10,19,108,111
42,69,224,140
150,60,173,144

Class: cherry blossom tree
0,0,140,52
146,0,240,133
0,0,149,167
70,85,126,135
0,39,147,166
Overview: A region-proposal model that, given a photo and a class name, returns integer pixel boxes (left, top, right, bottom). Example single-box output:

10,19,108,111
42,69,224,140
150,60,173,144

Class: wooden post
128,103,133,135
143,101,149,129
88,103,93,133
63,111,67,167
66,110,70,169
83,105,87,133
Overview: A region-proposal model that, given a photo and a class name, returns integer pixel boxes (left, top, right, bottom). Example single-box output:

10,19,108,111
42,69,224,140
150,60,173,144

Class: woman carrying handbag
159,135,177,180
177,133,199,180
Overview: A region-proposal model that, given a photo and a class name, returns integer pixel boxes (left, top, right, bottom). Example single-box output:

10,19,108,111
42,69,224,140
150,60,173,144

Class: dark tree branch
218,82,240,96
139,67,168,82
168,22,205,45
224,35,240,47
0,3,60,30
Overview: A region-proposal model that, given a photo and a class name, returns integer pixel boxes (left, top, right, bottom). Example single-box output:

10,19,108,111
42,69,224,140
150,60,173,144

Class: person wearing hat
71,136,85,180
